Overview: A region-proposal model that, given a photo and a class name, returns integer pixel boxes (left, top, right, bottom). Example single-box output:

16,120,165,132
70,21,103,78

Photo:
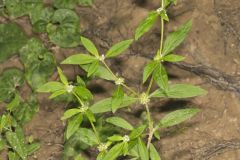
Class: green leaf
150,143,161,160
19,38,55,90
66,114,83,139
106,116,133,130
57,67,68,85
106,39,133,58
80,64,115,81
135,11,158,40
61,109,81,120
0,139,6,151
102,143,124,160
0,23,28,62
49,89,66,99
29,6,53,33
37,82,65,93
163,54,185,62
75,128,98,146
6,131,27,160
143,61,158,83
153,63,168,91
47,9,81,48
164,0,177,7
111,86,124,113
137,138,149,160
159,108,200,128
3,0,43,18
108,135,124,142
85,110,96,122
162,20,192,55
81,37,99,57
7,94,21,112
151,84,207,98
129,125,147,139
73,86,93,100
62,54,97,65
87,61,99,77
13,96,39,124
54,0,79,9
8,151,20,160
25,143,40,155
78,0,93,6
90,96,137,114
0,68,24,102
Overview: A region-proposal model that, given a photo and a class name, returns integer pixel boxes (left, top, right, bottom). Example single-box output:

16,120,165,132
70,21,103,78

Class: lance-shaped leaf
19,38,55,90
87,61,99,77
90,96,137,114
129,125,147,139
61,108,82,120
106,39,133,58
143,60,158,83
111,86,124,113
66,114,83,139
106,116,134,130
102,143,124,160
150,143,161,160
37,82,65,93
163,54,185,62
80,64,115,81
162,20,192,55
153,63,168,91
151,84,207,98
6,131,27,160
73,86,93,100
81,37,99,57
75,128,98,146
137,138,149,160
135,11,158,40
57,67,68,85
0,68,24,102
0,23,28,62
47,9,81,48
158,108,200,128
62,54,97,65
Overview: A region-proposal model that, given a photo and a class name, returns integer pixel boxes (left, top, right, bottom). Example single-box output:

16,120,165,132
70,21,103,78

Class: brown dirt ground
1,0,240,160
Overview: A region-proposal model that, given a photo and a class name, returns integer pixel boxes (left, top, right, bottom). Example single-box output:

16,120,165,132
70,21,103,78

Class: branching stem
101,60,138,96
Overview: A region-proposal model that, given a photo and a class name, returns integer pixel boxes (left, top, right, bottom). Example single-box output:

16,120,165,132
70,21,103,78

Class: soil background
1,0,240,160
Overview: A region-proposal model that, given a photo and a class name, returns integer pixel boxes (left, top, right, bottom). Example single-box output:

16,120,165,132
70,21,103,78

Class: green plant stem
90,120,101,144
73,91,84,106
145,104,154,149
146,0,165,149
101,60,138,96
73,91,101,144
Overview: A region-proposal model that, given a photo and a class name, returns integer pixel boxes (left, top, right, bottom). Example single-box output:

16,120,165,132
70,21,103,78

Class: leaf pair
90,96,137,114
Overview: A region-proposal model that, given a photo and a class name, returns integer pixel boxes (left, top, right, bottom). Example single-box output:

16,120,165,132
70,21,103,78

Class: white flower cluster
115,77,124,85
123,135,130,142
79,105,89,113
97,143,108,152
98,54,105,61
156,7,164,14
140,93,150,105
66,85,74,93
